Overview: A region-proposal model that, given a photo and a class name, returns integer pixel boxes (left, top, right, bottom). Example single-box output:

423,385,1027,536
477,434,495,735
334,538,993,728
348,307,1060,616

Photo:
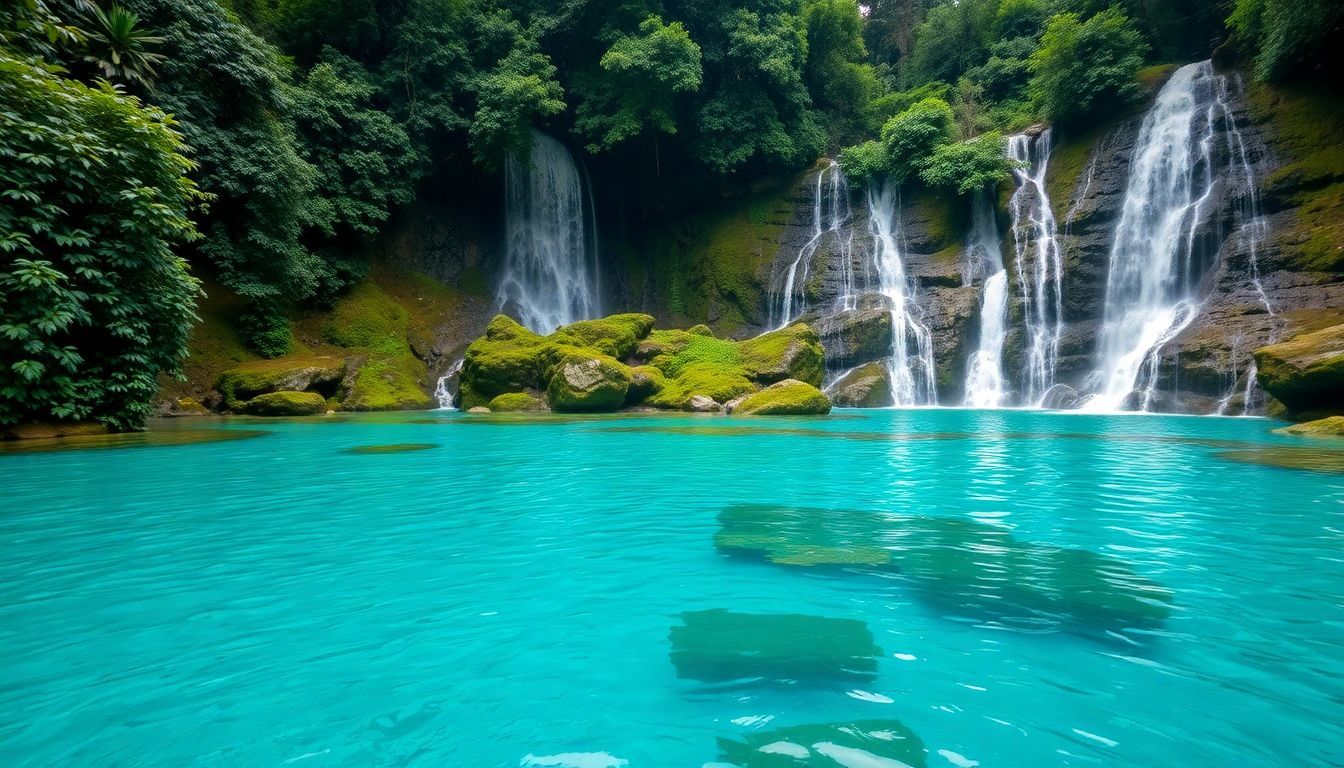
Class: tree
0,54,200,430
880,96,955,183
908,0,995,86
469,44,565,165
801,0,876,143
79,4,165,87
1028,9,1145,127
574,15,703,152
1229,0,1344,82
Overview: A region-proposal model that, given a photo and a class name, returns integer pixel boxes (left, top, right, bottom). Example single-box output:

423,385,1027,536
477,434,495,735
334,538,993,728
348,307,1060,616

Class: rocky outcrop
1275,416,1344,437
810,307,893,368
456,313,832,415
243,391,327,416
1254,323,1344,414
828,362,893,407
216,357,345,411
732,379,832,415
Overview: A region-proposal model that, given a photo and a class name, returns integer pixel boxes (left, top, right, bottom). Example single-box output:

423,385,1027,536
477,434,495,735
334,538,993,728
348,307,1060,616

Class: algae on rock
668,609,881,687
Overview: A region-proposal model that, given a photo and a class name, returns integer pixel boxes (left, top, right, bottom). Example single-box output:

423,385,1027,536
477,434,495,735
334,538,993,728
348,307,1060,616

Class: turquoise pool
2,410,1342,766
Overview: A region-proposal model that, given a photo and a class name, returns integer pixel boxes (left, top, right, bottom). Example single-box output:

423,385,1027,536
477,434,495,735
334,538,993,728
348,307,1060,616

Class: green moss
458,316,549,409
1136,63,1178,92
626,365,666,403
547,351,632,412
158,280,258,402
322,281,410,353
1250,81,1344,272
487,392,548,412
1044,123,1109,221
216,356,345,410
733,380,832,415
687,324,714,337
344,353,434,411
551,313,655,358
738,324,824,386
1254,323,1344,413
1276,416,1344,437
243,390,327,416
905,190,964,251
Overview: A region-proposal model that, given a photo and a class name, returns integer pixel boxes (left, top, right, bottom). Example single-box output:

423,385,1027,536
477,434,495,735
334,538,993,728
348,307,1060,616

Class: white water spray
867,184,936,405
433,358,465,410
774,160,853,327
1007,131,1064,405
496,130,601,333
1083,62,1227,411
963,192,1009,408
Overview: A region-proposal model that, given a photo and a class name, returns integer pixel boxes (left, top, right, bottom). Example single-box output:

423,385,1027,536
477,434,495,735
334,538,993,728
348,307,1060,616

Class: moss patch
487,392,547,412
1276,416,1344,437
733,380,832,415
243,391,327,416
216,357,345,411
1254,323,1344,413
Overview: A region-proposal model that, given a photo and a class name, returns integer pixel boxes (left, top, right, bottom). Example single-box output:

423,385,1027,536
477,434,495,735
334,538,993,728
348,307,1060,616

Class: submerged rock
1276,416,1344,437
732,380,831,416
716,720,927,768
715,505,1174,637
828,363,893,408
243,391,327,416
668,609,881,686
1255,324,1344,414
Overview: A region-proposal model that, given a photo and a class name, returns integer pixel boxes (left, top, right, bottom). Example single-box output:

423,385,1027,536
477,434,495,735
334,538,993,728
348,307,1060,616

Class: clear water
3,411,1343,767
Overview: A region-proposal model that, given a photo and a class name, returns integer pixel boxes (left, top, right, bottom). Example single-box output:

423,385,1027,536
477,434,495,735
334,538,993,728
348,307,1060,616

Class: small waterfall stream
496,130,601,333
1083,62,1225,411
963,192,1009,408
867,184,937,405
1007,131,1064,406
773,160,853,327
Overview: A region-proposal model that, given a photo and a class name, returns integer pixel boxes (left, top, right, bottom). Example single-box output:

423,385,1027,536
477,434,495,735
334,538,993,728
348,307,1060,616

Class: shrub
1028,9,1145,127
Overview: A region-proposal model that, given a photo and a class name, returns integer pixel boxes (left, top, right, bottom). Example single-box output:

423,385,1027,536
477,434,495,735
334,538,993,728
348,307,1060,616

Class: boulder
686,394,722,413
243,391,327,416
733,379,832,415
828,362,893,407
626,365,666,403
739,324,825,386
1275,415,1344,437
811,309,894,368
546,352,631,412
166,397,211,417
466,406,491,414
550,313,655,358
216,357,345,410
458,316,548,408
1254,324,1344,414
487,392,547,412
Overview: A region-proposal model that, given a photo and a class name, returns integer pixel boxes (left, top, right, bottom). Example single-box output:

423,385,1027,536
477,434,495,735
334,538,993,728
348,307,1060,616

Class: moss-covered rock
739,325,825,386
668,609,881,687
546,351,632,412
487,392,548,412
1275,416,1344,437
1254,324,1344,414
550,313,655,358
321,281,411,353
243,391,327,416
458,316,549,409
829,363,893,408
626,365,666,403
344,353,435,411
732,379,832,415
688,323,714,337
717,720,927,768
216,357,345,411
167,397,211,417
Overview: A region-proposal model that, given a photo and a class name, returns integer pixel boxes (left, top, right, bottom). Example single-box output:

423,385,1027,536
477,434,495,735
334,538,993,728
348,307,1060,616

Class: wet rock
1254,323,1344,414
811,309,893,368
1276,416,1344,437
466,406,491,414
732,379,832,416
668,609,881,686
828,363,893,408
739,324,825,386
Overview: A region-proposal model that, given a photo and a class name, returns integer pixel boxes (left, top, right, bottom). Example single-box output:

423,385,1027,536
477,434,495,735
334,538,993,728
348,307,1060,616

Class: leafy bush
880,97,956,183
1028,9,1145,127
920,132,1015,194
0,54,200,430
1229,0,1344,82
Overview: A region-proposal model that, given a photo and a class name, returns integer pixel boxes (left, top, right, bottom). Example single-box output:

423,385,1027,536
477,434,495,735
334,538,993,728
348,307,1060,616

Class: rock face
243,391,327,416
1254,324,1344,414
732,379,832,415
810,308,893,368
455,313,832,415
829,362,893,407
216,357,345,411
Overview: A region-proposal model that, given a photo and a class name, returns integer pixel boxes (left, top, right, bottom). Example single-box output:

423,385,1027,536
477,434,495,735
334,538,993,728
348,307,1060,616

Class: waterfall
867,184,937,406
1083,61,1227,412
496,130,600,333
963,192,1009,408
433,358,465,410
1007,130,1064,405
773,160,853,327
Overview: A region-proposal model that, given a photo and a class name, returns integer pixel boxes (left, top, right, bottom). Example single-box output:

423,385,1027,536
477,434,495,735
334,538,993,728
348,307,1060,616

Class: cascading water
433,358,465,410
963,192,1009,408
1083,61,1228,412
496,130,601,333
773,160,853,327
867,184,937,406
1007,130,1064,405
